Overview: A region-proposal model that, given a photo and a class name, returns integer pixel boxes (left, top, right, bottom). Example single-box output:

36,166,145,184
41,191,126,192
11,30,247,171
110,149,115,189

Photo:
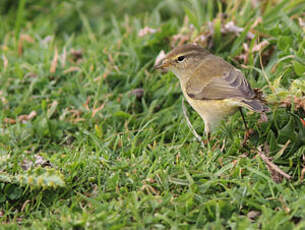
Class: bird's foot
242,129,254,146
203,132,211,145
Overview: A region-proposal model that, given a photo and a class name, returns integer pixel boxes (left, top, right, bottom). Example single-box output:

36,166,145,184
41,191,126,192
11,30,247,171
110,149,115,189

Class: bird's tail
242,99,270,112
242,88,270,112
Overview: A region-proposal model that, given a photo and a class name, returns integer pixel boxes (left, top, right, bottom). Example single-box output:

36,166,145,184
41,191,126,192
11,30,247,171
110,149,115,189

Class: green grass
0,0,305,229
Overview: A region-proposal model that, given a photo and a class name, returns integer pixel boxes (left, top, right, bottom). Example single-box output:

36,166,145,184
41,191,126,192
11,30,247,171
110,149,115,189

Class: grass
0,0,305,229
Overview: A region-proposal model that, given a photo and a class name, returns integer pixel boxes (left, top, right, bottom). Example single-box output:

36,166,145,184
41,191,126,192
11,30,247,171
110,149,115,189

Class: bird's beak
154,59,170,70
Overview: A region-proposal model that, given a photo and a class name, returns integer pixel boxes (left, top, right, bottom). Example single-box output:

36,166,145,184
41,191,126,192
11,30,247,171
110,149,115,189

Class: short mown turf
0,0,305,229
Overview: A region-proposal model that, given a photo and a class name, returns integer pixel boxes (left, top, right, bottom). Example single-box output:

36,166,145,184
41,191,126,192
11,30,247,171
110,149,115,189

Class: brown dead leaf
220,20,255,39
236,40,272,65
68,108,85,123
69,109,82,117
21,200,31,212
218,157,224,167
222,21,244,34
258,112,268,124
154,50,166,67
247,210,260,221
83,184,98,198
252,40,269,52
220,139,226,152
298,18,305,29
91,103,105,118
60,47,67,68
143,178,156,184
21,159,33,170
83,97,90,111
18,34,34,56
107,53,120,72
2,54,8,70
24,72,37,78
70,49,83,63
103,70,110,79
18,40,23,56
247,32,255,40
279,196,290,214
242,128,254,146
251,17,262,29
130,88,144,99
18,111,37,123
0,91,7,105
280,96,305,112
63,66,81,74
141,184,159,195
50,47,58,73
194,34,208,44
21,154,51,170
300,155,305,181
257,146,291,183
300,118,305,127
235,43,249,64
266,164,284,183
278,140,291,159
117,95,122,103
72,118,85,123
171,34,190,46
94,76,101,82
1,45,9,51
138,26,157,37
34,154,52,167
4,118,16,124
47,101,58,118
21,34,34,43
41,35,53,45
170,16,195,47
300,166,305,181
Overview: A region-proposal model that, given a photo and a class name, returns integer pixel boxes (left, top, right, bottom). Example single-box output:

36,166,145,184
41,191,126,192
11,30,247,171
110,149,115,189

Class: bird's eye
177,56,185,62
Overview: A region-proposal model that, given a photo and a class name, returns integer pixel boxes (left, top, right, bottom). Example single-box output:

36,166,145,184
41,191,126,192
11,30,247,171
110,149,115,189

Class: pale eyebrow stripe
172,50,199,60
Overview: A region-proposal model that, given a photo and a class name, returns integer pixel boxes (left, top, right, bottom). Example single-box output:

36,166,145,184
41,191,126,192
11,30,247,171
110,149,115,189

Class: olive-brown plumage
155,44,269,136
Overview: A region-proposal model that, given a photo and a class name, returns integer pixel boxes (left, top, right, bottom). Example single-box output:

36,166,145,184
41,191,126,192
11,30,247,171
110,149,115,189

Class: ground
0,0,305,229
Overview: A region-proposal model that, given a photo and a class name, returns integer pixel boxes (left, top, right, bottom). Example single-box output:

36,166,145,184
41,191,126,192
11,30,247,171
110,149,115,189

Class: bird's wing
186,55,255,100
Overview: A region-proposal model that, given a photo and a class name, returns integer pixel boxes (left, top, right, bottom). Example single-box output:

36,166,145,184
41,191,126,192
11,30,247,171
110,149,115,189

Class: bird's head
155,44,209,80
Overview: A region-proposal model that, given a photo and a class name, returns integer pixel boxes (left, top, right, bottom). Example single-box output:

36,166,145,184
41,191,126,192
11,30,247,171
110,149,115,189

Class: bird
155,44,269,139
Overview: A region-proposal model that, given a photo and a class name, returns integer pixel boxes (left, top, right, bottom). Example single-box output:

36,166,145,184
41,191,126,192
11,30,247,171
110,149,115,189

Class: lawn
0,0,305,229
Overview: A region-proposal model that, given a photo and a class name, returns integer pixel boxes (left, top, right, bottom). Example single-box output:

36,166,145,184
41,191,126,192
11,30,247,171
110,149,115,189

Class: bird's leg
239,107,248,130
181,97,205,148
207,132,211,141
239,107,253,145
206,132,211,145
203,126,211,145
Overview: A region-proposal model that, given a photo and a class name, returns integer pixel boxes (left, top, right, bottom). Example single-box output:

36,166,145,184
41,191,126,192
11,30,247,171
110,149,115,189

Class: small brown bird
155,44,269,137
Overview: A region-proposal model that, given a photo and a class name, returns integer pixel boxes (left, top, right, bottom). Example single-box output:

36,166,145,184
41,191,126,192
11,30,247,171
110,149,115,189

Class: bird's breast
180,82,239,130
